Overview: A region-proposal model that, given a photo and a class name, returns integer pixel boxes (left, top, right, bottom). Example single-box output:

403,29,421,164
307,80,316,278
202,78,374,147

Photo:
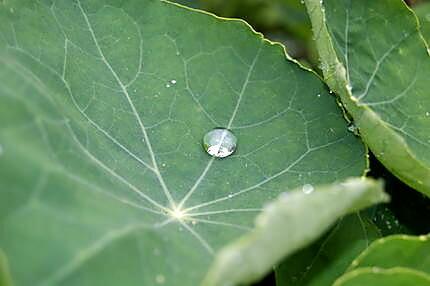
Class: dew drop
170,79,177,84
426,111,430,117
302,184,314,194
203,128,237,158
155,274,165,284
316,93,321,98
166,83,171,88
347,123,359,136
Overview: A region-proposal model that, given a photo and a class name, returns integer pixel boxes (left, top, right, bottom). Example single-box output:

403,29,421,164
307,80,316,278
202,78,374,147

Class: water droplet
203,128,237,158
425,112,429,117
170,79,177,84
317,93,321,98
347,123,359,136
302,184,314,194
166,83,171,88
155,274,165,284
191,220,197,225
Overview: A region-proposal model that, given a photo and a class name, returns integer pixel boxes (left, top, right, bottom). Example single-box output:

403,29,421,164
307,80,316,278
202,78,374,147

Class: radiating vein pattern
0,0,365,285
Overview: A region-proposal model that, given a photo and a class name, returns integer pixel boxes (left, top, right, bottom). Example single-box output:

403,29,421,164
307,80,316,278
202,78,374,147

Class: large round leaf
0,0,365,285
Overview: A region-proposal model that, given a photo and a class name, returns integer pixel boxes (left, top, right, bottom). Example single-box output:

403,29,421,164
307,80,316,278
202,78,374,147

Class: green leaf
0,249,13,286
304,0,430,195
0,0,366,285
203,178,388,286
333,267,430,286
415,2,430,43
275,212,382,286
348,234,430,274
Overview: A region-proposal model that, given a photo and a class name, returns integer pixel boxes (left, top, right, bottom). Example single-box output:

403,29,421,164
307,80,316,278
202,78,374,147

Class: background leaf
333,268,430,286
0,0,366,285
348,234,430,274
304,0,430,195
275,212,382,286
203,178,388,286
415,2,430,43
0,249,13,286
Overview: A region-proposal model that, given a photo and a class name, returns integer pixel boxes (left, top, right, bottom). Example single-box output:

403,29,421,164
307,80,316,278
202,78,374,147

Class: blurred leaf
0,249,12,286
203,178,388,286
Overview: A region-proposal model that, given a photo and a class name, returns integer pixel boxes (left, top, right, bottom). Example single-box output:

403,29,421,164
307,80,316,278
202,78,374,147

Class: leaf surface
304,0,430,195
0,0,366,285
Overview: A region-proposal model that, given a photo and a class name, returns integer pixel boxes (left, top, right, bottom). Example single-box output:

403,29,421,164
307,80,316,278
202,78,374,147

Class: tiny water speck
155,274,165,284
170,79,177,84
203,128,237,158
302,184,314,194
347,123,359,136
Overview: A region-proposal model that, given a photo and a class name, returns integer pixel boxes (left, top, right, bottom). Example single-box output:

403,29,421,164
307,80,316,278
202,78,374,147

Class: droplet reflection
203,128,237,158
302,184,314,194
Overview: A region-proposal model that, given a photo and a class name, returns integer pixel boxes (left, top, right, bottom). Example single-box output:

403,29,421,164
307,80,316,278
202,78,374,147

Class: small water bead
302,184,314,194
155,274,165,284
203,128,237,158
347,123,359,136
170,79,177,84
